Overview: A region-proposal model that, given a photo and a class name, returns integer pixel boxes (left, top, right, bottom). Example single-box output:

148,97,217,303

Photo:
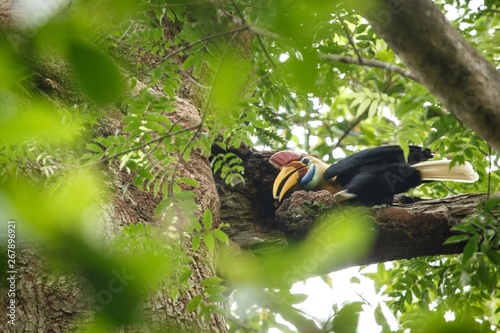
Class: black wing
340,163,422,205
323,145,432,180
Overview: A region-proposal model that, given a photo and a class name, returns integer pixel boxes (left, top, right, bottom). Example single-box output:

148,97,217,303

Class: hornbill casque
270,145,478,205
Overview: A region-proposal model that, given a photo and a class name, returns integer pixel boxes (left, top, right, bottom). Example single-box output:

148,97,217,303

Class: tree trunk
1,97,226,332
355,0,500,152
0,1,227,330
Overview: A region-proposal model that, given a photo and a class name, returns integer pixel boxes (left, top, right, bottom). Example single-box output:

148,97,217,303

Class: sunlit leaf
200,276,223,287
212,229,229,243
203,209,213,229
203,231,215,252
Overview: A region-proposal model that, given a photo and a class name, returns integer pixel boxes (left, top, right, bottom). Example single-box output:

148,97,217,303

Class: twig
334,108,368,149
127,26,248,80
487,145,492,201
481,9,500,13
167,30,242,198
144,117,184,158
477,145,500,170
226,1,277,69
341,20,363,63
70,124,201,170
320,53,420,83
438,181,458,195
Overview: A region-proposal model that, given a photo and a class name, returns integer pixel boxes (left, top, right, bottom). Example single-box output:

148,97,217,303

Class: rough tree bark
106,96,226,332
355,0,500,152
1,98,227,332
0,5,226,332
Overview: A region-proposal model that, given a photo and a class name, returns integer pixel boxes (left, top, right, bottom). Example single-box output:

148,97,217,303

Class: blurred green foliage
0,0,499,332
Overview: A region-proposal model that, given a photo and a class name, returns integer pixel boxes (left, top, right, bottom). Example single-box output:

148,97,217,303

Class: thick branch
355,0,500,152
275,190,487,270
216,146,487,273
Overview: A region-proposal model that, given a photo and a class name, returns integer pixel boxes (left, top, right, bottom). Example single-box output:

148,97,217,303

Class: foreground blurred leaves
220,208,375,287
0,0,499,332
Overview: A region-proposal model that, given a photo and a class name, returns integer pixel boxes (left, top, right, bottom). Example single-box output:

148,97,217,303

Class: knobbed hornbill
270,145,478,205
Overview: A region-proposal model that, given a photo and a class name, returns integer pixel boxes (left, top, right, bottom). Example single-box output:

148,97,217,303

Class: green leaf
452,223,477,235
0,105,79,144
186,294,202,312
368,100,379,118
182,53,201,70
356,98,371,118
332,302,362,333
200,276,223,287
86,143,103,153
349,95,365,108
122,121,142,132
179,177,199,188
397,137,409,161
174,190,196,201
462,237,478,264
178,267,192,283
289,293,308,304
484,197,500,213
192,233,201,251
191,219,201,233
405,290,413,305
67,40,124,104
444,234,471,245
203,231,215,252
486,249,500,265
205,43,221,58
212,229,229,243
203,209,213,229
210,48,251,121
411,285,421,299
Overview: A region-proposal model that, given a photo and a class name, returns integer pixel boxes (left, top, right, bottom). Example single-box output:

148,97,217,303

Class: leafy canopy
0,0,500,332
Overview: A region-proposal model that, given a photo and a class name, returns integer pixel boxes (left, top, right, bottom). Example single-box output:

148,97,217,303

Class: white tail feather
413,160,478,183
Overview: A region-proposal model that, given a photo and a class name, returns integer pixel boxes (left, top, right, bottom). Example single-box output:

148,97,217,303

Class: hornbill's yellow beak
272,161,308,201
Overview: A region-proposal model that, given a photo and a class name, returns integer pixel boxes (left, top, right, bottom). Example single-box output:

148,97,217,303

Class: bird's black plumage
323,145,433,205
323,145,432,179
271,145,477,205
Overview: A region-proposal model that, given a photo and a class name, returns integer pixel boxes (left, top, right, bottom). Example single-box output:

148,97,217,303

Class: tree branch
228,0,276,69
340,20,364,63
69,123,201,170
320,53,420,82
127,26,248,79
354,0,500,152
223,11,421,83
215,146,488,275
334,108,368,149
275,190,487,269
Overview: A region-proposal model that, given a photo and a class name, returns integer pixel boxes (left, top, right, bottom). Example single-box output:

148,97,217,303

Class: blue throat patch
300,164,316,188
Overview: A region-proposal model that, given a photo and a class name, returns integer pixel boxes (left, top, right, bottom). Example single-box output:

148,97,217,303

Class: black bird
270,145,478,205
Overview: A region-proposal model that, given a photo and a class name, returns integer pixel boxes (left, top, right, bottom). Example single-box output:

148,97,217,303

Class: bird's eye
301,157,310,165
